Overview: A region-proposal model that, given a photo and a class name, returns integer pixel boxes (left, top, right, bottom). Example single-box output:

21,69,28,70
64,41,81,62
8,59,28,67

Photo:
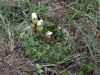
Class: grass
0,0,100,75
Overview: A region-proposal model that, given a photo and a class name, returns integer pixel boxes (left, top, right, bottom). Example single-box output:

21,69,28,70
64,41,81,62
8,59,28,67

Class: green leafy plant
21,13,71,63
87,62,95,72
80,56,95,74
36,64,43,73
77,71,84,75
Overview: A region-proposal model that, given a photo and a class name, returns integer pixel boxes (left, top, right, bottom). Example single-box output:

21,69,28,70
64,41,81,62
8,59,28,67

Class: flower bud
46,31,53,36
45,31,53,40
31,13,38,24
36,19,44,33
39,19,43,25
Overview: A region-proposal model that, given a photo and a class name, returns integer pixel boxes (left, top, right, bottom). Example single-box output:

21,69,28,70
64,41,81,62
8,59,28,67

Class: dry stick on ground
0,58,23,75
41,64,56,67
40,64,57,75
59,62,80,74
58,53,85,65
27,59,43,75
46,67,57,75
40,53,84,75
4,52,43,75
67,71,73,75
56,53,85,74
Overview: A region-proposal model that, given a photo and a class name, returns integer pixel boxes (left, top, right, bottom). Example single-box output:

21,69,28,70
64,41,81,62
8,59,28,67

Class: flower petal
32,13,37,19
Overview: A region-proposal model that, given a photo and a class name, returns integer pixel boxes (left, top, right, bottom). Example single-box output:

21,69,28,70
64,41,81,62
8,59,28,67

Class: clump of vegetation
21,13,71,63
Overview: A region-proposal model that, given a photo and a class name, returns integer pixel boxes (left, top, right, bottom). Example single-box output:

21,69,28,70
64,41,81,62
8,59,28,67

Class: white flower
37,20,42,26
37,19,43,26
31,13,37,19
46,31,53,36
40,19,43,25
45,31,53,41
31,13,38,24
36,19,44,33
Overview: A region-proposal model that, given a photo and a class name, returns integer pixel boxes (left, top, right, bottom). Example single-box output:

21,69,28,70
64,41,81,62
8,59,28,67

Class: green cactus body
32,18,38,25
36,25,43,33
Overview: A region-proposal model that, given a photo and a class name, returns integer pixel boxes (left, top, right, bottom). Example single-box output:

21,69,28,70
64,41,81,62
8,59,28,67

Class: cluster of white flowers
32,13,52,38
